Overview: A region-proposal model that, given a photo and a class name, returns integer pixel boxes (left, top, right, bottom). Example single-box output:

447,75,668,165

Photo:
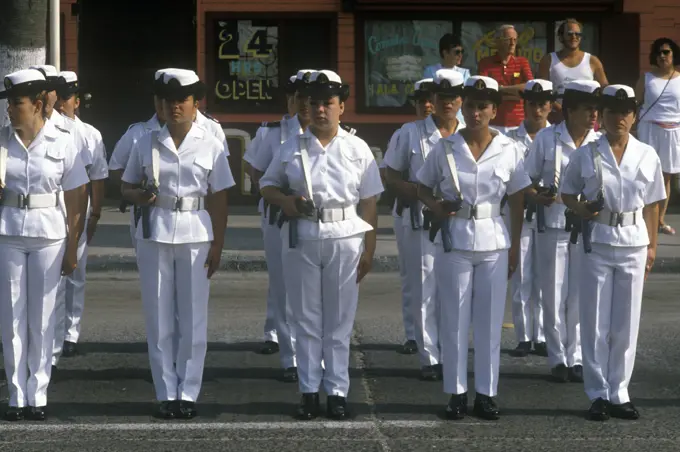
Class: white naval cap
310,69,342,84
563,80,601,104
296,69,316,82
602,84,635,99
521,79,557,101
414,78,433,91
59,71,78,83
161,68,206,101
463,75,502,103
564,80,601,94
307,70,349,101
600,84,637,109
162,68,200,86
57,70,79,98
433,69,464,88
0,69,49,100
289,75,297,83
464,75,499,91
29,64,59,80
155,69,175,81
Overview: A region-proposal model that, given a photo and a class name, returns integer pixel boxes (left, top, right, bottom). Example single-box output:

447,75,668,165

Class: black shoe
420,365,440,381
282,367,298,383
400,340,418,355
156,401,177,419
533,342,548,357
473,395,500,420
568,365,584,383
27,406,46,421
260,341,279,355
587,398,610,421
511,341,532,357
445,394,468,420
177,401,197,419
551,364,569,383
296,393,320,420
62,341,78,358
610,402,639,420
327,395,350,420
4,406,25,421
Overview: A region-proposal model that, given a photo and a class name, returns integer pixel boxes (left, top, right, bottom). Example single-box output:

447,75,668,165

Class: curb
87,253,679,274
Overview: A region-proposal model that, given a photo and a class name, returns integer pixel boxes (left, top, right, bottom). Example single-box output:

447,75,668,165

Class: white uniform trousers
403,218,439,366
261,212,278,344
510,225,544,343
263,211,296,368
52,230,89,366
580,243,647,404
136,240,211,402
437,248,508,397
283,230,363,397
0,236,66,407
394,216,415,341
537,228,582,368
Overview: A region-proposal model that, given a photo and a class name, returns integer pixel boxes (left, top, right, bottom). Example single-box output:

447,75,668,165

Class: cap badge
531,83,543,93
474,79,486,90
316,73,329,83
615,88,628,100
439,79,451,89
301,72,312,83
4,79,12,90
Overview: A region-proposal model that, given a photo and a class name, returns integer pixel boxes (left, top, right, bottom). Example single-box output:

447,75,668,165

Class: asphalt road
0,272,679,451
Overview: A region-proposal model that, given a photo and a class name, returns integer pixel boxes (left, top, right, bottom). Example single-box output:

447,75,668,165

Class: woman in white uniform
0,69,88,421
561,85,665,421
260,70,383,420
635,37,680,236
524,80,601,383
417,76,531,420
384,69,464,381
380,78,435,355
505,79,554,358
121,69,234,419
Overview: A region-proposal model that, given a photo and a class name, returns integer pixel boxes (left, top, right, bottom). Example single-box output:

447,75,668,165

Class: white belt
592,208,641,227
153,195,206,211
301,205,358,223
455,202,502,220
0,190,59,209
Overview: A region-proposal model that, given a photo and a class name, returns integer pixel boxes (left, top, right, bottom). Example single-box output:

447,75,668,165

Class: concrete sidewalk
86,204,680,273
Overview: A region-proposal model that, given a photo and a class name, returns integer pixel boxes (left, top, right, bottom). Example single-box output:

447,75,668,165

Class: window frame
355,11,606,115
205,12,337,115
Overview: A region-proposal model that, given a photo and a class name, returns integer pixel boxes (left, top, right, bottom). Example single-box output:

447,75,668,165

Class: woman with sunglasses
561,85,665,421
635,37,680,236
416,76,531,420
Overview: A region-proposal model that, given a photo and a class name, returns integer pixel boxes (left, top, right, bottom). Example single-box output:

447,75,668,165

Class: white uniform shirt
560,134,666,247
75,116,108,181
260,127,384,240
195,111,230,157
121,124,236,244
383,115,464,227
524,122,600,229
0,121,89,239
380,129,403,218
416,132,531,251
109,114,162,172
248,115,303,173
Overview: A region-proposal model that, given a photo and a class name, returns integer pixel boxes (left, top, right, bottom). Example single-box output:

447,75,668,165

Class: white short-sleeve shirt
524,121,600,229
75,117,108,181
195,111,230,157
416,131,532,251
259,126,384,240
381,128,404,218
249,115,303,173
0,121,89,239
560,134,666,247
109,114,162,172
121,123,236,244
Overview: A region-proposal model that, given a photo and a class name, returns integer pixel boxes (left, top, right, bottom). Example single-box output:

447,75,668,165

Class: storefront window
461,21,548,76
363,20,454,109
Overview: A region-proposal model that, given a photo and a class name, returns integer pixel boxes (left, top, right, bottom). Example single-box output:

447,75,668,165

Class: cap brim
463,86,502,104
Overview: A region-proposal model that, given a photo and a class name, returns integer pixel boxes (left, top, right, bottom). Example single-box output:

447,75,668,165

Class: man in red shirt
477,24,534,134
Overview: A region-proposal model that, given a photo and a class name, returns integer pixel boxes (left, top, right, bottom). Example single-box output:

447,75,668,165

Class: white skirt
638,121,680,174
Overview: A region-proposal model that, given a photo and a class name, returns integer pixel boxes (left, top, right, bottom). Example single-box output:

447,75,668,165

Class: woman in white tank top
635,37,680,235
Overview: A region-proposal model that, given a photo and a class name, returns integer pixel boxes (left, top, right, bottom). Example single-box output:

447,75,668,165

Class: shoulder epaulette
126,122,144,132
54,125,70,134
340,123,356,135
202,111,220,124
263,121,282,128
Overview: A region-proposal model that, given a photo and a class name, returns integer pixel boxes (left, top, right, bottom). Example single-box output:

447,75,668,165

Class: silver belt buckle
468,205,477,220
18,194,28,208
174,197,183,211
609,212,622,227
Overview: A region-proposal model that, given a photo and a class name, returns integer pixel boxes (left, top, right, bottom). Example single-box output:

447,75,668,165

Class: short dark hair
649,37,680,67
557,18,582,37
439,33,462,58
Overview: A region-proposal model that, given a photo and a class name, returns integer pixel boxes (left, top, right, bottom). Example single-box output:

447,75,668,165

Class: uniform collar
595,133,643,171
450,129,513,163
301,124,349,141
518,120,550,141
146,114,162,131
555,121,598,149
288,114,303,134
158,122,205,153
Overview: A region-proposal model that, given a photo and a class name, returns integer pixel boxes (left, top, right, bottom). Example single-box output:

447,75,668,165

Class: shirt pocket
339,144,364,192
633,163,654,201
193,153,213,178
283,151,307,195
580,161,600,198
492,165,511,197
43,146,65,183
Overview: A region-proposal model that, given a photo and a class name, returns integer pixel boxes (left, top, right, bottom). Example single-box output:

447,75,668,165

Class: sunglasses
448,48,464,55
658,49,672,56
565,31,582,38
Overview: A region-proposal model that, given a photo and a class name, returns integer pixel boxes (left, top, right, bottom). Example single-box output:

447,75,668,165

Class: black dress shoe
533,342,548,357
400,340,418,355
511,341,531,357
156,401,177,419
177,401,197,419
587,398,610,421
282,367,298,383
568,365,584,383
27,406,46,421
327,395,350,420
473,395,500,420
296,393,320,420
610,402,639,420
445,394,468,420
4,406,25,421
62,341,78,358
551,364,569,383
420,365,440,381
260,341,279,355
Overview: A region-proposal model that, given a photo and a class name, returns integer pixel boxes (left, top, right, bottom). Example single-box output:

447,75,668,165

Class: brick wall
625,0,680,73
61,0,78,71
